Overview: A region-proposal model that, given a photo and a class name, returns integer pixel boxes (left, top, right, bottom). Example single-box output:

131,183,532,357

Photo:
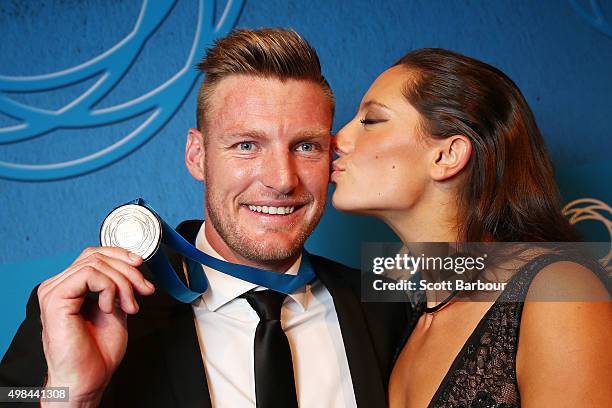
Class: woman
332,48,611,407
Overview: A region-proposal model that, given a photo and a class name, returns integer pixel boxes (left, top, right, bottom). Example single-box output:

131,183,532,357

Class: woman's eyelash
360,118,384,125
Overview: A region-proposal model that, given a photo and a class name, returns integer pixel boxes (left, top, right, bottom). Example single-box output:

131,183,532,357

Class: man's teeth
247,205,295,215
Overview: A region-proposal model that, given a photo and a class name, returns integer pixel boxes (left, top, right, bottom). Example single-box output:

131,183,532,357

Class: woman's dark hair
394,48,579,242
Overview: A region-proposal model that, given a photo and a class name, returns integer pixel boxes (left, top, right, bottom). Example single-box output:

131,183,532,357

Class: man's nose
261,151,299,194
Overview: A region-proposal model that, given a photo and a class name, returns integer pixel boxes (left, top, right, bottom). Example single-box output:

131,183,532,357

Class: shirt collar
194,222,309,312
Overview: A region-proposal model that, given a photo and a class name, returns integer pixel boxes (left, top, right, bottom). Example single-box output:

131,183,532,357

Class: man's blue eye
238,142,254,151
297,143,315,152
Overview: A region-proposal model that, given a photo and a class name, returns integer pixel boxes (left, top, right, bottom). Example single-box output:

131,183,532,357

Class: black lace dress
408,254,610,408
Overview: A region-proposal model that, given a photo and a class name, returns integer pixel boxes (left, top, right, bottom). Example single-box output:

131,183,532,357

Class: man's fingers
39,255,97,294
80,246,143,265
86,262,140,314
49,261,140,315
49,252,154,296
97,280,117,314
50,269,117,314
96,254,155,295
99,246,142,264
39,248,151,301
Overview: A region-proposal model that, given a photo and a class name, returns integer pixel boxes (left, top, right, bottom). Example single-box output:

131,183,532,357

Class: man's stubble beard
204,182,325,264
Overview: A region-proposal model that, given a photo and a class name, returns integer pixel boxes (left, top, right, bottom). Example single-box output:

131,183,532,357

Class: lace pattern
424,254,600,408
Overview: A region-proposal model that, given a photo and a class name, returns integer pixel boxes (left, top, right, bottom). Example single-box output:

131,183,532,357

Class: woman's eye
237,142,254,151
360,118,383,126
296,143,316,152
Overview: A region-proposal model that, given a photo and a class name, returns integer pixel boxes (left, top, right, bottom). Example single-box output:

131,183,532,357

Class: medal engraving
100,204,161,260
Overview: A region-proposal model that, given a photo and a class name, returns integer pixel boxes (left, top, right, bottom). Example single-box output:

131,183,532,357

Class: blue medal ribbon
128,199,316,303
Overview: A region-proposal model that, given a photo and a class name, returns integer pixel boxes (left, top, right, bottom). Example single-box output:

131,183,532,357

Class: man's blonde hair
196,28,334,131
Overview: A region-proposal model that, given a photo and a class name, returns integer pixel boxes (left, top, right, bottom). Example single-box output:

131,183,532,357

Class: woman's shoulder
498,252,610,303
525,257,610,301
515,258,612,406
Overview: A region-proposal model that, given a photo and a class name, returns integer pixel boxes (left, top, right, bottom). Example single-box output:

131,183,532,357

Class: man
0,28,409,407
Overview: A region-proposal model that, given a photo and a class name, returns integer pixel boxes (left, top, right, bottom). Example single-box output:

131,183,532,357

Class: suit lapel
311,256,388,408
160,303,212,408
159,220,212,407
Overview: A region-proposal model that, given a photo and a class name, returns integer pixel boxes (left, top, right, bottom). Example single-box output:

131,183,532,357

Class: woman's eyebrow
361,100,391,110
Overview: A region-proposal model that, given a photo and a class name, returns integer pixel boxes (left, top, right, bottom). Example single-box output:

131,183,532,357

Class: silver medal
100,204,162,261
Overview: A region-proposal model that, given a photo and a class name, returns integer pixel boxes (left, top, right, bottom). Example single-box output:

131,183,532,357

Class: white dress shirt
190,223,357,408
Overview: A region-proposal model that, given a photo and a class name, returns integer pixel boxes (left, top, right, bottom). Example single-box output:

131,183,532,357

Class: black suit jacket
0,220,412,407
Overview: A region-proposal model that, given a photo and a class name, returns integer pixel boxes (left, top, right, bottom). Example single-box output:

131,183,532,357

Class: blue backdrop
1,0,611,358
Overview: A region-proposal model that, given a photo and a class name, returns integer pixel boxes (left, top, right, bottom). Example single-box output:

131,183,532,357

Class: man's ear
429,135,472,181
185,128,206,181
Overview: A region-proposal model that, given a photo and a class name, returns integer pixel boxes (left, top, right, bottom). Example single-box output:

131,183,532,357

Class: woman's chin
331,191,359,213
331,192,376,215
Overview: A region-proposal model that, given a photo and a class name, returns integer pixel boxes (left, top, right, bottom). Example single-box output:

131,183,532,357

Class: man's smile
247,205,295,215
240,202,307,221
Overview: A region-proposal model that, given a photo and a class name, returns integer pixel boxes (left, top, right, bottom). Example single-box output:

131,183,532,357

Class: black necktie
241,290,298,408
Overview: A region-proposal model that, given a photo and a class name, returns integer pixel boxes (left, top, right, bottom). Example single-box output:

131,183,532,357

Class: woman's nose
334,124,354,157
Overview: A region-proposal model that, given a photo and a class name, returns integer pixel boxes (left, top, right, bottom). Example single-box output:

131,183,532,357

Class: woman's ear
185,128,206,181
430,135,472,181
